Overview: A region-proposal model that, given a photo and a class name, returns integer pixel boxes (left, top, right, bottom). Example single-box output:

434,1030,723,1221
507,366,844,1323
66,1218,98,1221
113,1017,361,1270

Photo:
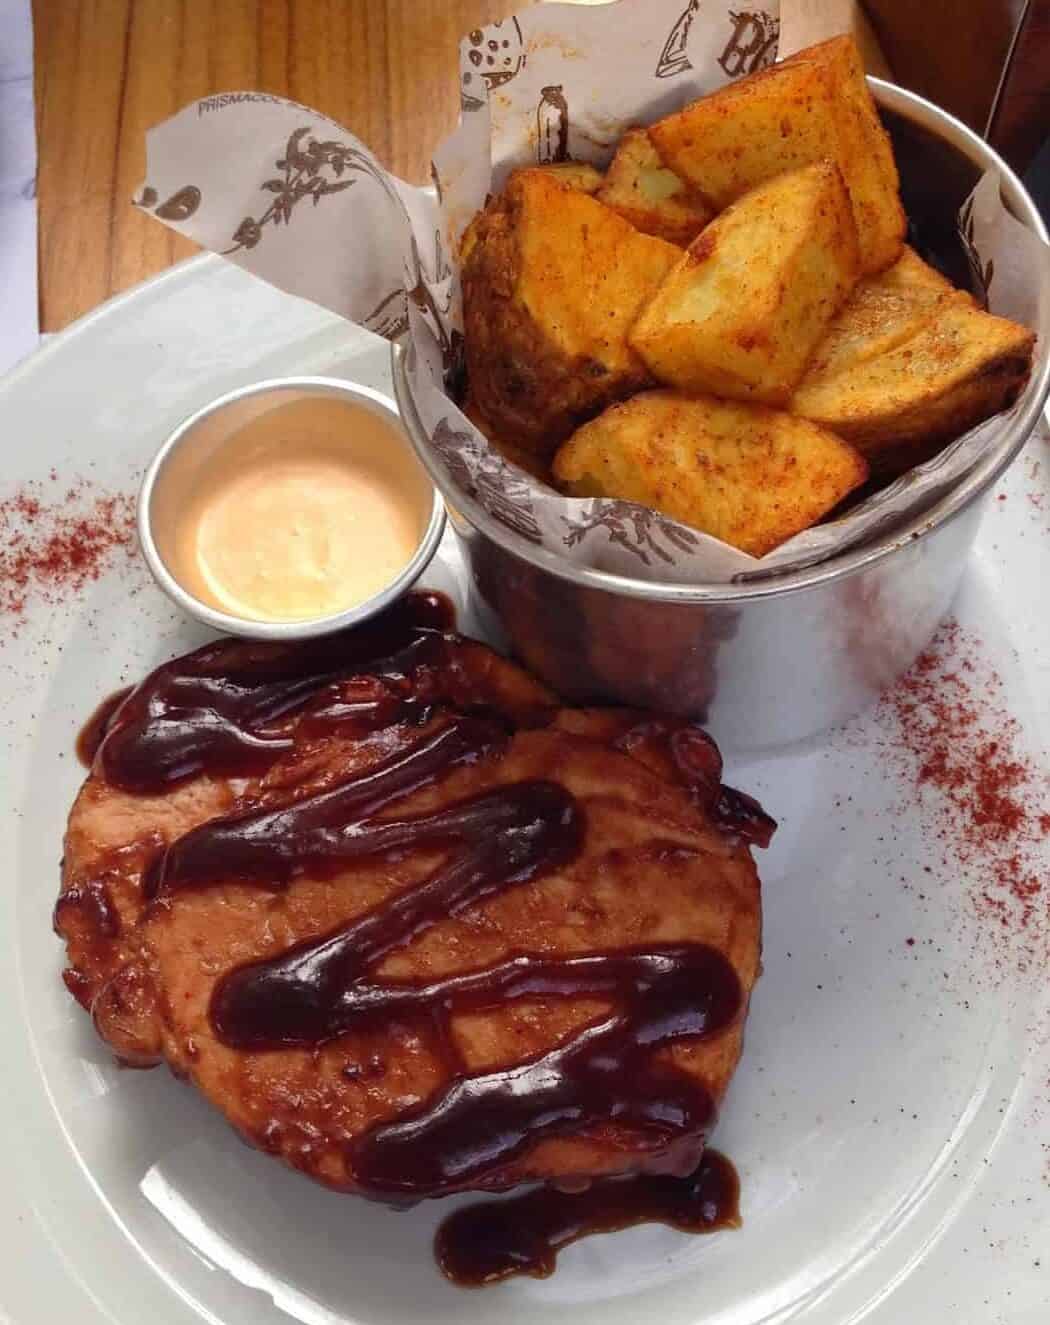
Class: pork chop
56,593,768,1200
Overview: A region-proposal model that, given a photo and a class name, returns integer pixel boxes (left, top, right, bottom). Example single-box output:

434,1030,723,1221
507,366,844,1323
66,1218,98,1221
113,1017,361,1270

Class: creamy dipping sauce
151,392,432,624
189,442,421,621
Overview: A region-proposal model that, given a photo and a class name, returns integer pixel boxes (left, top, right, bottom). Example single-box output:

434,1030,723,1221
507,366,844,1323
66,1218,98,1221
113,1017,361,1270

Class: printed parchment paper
136,0,1049,584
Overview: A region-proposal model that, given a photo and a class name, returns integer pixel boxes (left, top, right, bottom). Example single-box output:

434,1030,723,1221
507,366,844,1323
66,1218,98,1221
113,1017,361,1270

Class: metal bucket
392,81,1050,751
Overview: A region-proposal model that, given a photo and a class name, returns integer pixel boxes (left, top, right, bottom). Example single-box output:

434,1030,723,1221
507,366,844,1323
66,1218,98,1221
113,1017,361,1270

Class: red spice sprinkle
1024,458,1046,513
0,479,137,621
874,619,1049,970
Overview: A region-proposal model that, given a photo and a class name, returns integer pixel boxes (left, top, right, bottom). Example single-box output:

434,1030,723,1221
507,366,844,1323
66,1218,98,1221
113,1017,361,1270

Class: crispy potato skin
596,128,712,246
508,162,604,194
650,35,905,275
553,388,868,556
791,298,1035,475
462,172,680,457
794,37,905,275
460,392,554,483
629,162,860,404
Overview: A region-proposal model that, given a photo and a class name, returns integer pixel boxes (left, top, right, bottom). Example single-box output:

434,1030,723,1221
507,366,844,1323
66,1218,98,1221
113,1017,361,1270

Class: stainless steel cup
392,82,1050,751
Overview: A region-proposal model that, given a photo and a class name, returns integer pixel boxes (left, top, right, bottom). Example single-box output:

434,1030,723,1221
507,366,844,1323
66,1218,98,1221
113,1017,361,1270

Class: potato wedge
508,162,604,194
649,35,905,274
803,246,962,381
462,165,604,270
791,299,1035,474
595,128,711,246
552,389,868,556
629,162,860,404
461,171,680,456
796,37,906,276
460,393,553,483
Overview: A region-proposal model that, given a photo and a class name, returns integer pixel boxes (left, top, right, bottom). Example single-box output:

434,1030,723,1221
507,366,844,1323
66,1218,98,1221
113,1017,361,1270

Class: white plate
1,255,1047,1325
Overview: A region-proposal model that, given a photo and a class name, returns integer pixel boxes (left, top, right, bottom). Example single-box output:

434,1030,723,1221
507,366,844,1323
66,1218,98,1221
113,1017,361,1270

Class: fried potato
461,171,680,457
552,389,868,556
508,162,604,194
796,37,905,275
649,35,905,275
791,299,1035,474
595,128,711,246
803,246,962,381
629,162,860,404
460,393,553,483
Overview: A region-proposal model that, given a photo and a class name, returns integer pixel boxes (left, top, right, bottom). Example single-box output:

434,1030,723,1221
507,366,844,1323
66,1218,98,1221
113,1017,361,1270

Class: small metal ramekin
138,376,445,640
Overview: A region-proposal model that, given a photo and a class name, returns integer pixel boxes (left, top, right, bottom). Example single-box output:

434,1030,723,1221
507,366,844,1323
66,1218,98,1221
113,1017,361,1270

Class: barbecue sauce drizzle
102,592,771,1274
435,1148,740,1285
97,591,457,793
76,686,133,767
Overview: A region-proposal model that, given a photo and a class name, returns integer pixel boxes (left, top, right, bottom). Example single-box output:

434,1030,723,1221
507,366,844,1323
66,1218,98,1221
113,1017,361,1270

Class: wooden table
33,0,520,332
32,0,1049,334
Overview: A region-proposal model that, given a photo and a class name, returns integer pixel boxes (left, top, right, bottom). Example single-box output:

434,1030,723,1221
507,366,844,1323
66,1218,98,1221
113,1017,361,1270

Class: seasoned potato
462,171,680,457
796,37,905,275
460,393,553,483
552,389,868,556
649,35,905,275
629,162,860,404
508,162,604,194
803,246,962,381
595,128,711,246
791,299,1035,474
